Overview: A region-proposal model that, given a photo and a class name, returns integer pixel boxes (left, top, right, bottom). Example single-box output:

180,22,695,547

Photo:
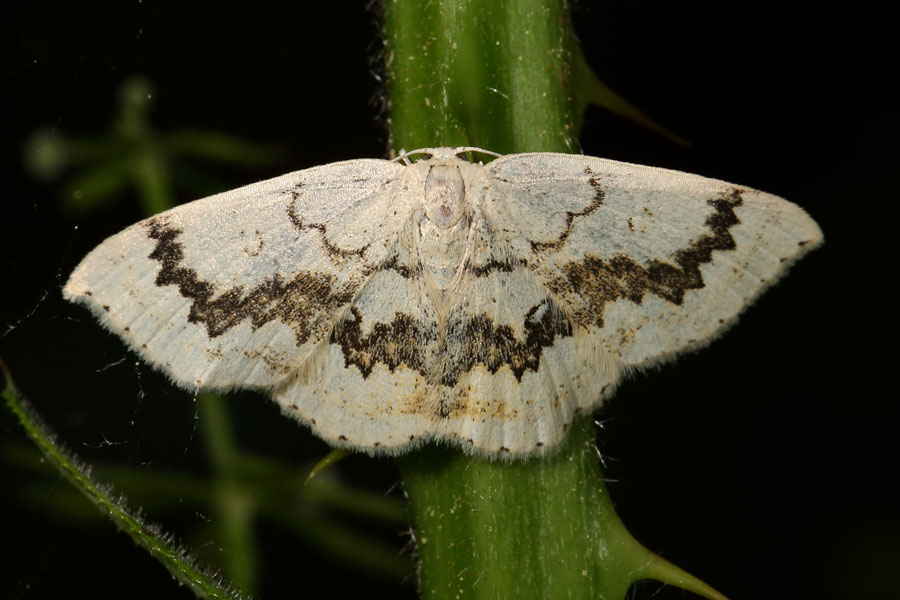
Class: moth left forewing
64,159,407,394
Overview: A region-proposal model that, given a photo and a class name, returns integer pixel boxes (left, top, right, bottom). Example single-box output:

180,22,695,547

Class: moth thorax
424,165,467,229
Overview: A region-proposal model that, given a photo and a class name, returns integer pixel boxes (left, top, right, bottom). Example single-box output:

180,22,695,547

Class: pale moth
64,147,822,458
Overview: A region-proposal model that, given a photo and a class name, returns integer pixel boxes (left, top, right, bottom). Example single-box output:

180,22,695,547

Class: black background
2,2,896,599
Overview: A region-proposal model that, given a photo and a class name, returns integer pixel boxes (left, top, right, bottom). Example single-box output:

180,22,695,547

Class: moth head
424,164,468,228
395,146,500,163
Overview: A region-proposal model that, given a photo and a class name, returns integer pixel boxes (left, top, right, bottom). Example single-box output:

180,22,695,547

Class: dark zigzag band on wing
329,297,572,386
439,299,573,385
146,219,360,345
548,189,744,328
328,307,437,378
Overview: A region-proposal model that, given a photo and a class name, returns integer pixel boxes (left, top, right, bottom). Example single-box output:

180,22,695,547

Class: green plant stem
386,0,575,154
385,1,727,598
398,416,726,600
1,359,243,600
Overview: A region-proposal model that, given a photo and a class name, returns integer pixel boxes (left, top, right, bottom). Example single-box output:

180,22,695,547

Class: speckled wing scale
64,147,822,458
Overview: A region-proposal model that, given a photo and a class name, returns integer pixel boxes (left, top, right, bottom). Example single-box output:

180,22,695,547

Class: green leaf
568,43,689,147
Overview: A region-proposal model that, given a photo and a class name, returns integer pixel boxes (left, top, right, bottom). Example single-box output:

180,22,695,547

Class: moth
64,147,822,457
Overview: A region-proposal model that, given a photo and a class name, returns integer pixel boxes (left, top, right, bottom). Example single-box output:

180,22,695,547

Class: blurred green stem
199,394,258,595
114,96,262,592
25,76,283,215
1,359,243,600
